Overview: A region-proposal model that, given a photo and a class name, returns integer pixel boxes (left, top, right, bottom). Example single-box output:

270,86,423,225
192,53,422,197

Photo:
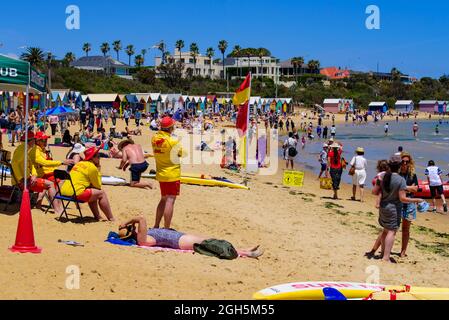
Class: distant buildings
320,67,350,80
70,56,132,79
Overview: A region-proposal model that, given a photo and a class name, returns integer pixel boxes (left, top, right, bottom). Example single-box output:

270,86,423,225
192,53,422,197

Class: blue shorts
147,228,185,249
402,203,417,222
130,161,149,182
320,163,327,171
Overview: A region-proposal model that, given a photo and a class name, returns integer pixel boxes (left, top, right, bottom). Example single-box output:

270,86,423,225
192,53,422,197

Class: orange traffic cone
9,189,42,254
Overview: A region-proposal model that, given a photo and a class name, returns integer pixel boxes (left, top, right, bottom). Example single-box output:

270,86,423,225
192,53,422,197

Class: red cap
160,117,175,129
84,147,100,161
35,131,51,140
20,131,35,142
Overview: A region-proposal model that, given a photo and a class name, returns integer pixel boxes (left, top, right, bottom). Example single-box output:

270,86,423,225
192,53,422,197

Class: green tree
141,49,147,64
135,68,156,85
218,40,228,79
134,55,144,67
20,47,45,68
190,43,199,76
175,40,185,61
206,47,215,78
82,43,91,57
291,56,304,82
232,45,242,77
126,45,135,66
100,42,110,57
112,40,122,61
63,52,76,67
307,60,321,73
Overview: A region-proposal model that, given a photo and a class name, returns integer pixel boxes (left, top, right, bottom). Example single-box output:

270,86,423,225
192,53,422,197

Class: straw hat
118,138,134,151
323,143,329,148
356,147,365,153
330,143,341,149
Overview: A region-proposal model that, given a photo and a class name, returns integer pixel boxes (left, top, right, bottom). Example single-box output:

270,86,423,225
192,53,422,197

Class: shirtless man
118,139,153,190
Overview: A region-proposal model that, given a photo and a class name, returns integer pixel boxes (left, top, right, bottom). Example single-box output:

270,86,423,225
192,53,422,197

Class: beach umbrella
46,106,76,116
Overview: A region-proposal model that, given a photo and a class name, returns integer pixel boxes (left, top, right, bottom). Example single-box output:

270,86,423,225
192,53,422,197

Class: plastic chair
46,170,85,223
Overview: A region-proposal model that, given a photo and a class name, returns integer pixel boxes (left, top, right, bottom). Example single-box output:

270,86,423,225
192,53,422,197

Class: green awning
0,54,46,93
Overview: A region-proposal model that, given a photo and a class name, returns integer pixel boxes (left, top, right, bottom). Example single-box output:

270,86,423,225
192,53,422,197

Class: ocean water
282,119,449,186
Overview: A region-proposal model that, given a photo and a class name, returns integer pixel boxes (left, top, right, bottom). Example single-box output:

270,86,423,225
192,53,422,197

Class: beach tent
395,100,414,113
368,102,388,113
419,100,438,113
323,99,341,113
45,106,76,116
0,54,47,194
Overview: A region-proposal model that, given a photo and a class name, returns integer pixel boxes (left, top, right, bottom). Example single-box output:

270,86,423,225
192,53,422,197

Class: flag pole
245,72,252,173
23,63,31,191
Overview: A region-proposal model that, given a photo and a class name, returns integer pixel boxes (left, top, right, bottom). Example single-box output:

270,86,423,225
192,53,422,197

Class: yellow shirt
60,161,101,196
28,145,62,178
151,131,184,182
11,143,31,185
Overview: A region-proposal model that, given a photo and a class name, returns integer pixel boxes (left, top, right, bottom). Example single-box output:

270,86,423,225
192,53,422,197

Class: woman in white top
350,147,368,202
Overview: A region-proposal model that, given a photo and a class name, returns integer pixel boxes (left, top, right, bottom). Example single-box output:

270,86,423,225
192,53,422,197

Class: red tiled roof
320,67,350,80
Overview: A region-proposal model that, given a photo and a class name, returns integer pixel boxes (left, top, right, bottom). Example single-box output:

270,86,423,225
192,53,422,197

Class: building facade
71,56,132,78
155,49,223,79
224,56,280,81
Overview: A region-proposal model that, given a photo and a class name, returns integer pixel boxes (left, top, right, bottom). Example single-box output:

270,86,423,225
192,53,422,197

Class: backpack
193,239,239,260
288,147,298,158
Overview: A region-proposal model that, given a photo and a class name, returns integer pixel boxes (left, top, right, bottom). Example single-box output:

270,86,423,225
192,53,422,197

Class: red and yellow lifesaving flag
233,73,251,136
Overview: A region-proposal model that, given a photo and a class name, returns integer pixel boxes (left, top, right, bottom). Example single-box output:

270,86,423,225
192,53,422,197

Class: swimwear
130,161,149,182
147,228,185,249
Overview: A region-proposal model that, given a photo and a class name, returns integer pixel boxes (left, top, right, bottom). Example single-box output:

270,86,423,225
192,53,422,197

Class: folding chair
46,170,85,223
0,158,22,211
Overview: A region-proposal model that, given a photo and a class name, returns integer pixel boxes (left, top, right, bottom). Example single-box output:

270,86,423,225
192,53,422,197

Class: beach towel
105,232,194,254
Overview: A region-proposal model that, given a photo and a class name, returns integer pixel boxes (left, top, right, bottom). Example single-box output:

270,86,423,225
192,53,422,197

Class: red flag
236,101,249,137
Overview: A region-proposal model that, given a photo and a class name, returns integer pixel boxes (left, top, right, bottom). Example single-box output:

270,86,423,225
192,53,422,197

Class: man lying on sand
117,138,153,190
118,216,263,259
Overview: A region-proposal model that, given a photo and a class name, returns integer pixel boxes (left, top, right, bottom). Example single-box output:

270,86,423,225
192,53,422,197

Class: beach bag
320,177,332,190
288,147,298,158
348,166,356,176
193,239,239,260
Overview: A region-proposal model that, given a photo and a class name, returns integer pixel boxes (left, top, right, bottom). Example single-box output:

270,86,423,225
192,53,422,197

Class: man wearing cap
151,116,185,229
61,147,115,222
29,132,74,181
117,139,153,190
11,131,64,214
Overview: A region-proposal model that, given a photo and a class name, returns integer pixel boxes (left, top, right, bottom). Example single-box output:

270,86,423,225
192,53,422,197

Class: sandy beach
0,116,449,300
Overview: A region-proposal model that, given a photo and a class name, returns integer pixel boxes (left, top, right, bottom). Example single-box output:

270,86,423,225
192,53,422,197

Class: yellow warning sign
283,171,305,187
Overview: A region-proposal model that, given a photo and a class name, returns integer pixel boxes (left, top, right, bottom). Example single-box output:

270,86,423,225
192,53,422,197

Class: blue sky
1,0,448,78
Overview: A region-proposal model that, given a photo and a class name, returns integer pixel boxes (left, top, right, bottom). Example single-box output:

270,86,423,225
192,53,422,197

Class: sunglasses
402,160,410,164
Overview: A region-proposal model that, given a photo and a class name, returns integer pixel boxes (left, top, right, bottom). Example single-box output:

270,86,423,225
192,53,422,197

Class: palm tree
190,43,199,76
291,56,304,82
391,67,401,81
125,45,135,66
82,43,91,57
135,55,144,67
100,42,110,57
218,40,228,79
20,47,45,68
175,40,185,61
233,45,242,78
157,41,166,65
258,48,266,79
63,52,76,67
206,47,215,78
141,49,147,64
112,40,122,61
307,60,320,73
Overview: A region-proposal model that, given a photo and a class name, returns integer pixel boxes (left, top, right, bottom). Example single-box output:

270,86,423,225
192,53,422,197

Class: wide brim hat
330,143,341,149
84,147,100,161
35,131,50,140
356,147,365,153
72,143,86,154
160,116,175,129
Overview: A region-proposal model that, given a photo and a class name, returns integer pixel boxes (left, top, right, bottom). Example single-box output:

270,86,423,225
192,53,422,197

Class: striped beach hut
368,102,388,113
